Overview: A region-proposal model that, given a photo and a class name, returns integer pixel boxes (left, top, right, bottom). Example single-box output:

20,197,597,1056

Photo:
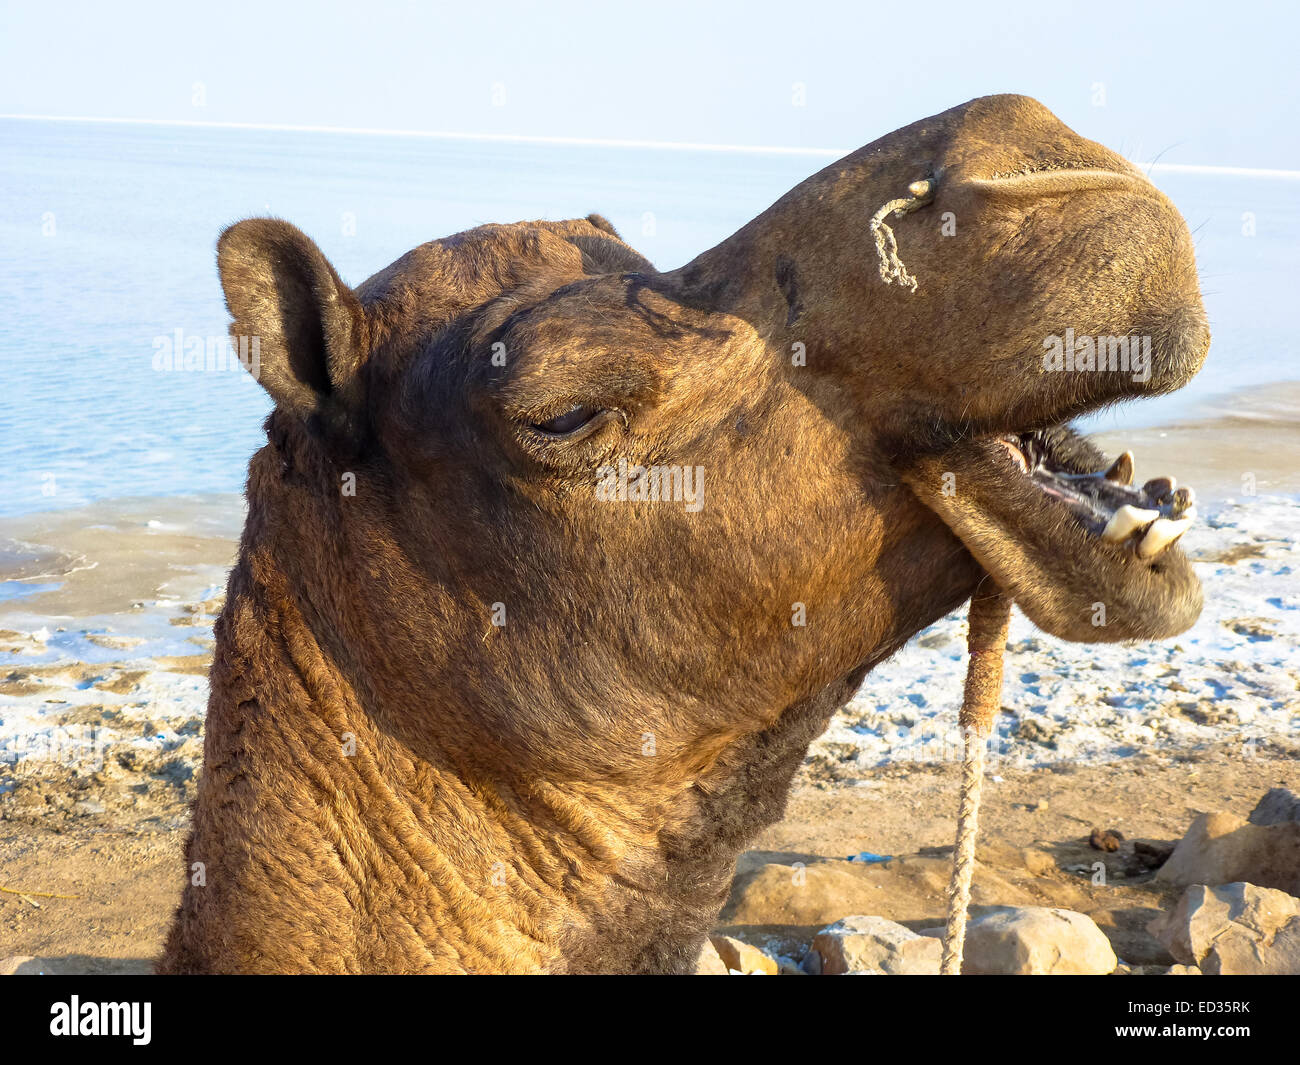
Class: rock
722,855,1035,928
1156,811,1300,895
710,922,812,964
1165,963,1201,975
961,906,1118,974
1147,882,1300,974
1249,788,1300,826
809,915,942,975
695,940,730,975
1215,917,1300,974
707,934,780,975
1090,827,1124,852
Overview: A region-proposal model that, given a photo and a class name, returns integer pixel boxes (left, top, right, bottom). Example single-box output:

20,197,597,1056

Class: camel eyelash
522,407,627,448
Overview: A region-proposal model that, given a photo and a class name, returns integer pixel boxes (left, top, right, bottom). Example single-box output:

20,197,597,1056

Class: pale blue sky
2,0,1297,168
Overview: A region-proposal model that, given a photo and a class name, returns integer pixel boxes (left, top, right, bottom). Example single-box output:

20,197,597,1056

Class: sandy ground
2,742,1291,973
1,405,1297,973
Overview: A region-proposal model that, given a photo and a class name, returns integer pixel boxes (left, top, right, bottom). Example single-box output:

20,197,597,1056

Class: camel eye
531,405,601,437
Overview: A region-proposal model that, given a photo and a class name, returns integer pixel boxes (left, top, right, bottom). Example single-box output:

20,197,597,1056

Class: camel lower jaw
901,429,1203,643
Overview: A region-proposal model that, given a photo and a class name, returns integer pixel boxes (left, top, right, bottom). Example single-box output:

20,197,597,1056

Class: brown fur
159,95,1208,973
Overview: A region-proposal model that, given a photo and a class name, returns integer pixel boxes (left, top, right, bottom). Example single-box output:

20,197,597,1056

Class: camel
159,94,1209,974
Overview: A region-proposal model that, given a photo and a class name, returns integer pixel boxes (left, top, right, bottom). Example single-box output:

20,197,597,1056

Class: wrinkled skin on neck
161,94,1208,973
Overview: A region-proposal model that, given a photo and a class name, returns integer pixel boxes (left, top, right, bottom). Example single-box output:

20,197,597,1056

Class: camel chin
902,426,1203,643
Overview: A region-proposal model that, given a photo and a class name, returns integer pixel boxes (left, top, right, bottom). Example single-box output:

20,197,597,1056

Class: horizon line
3,112,1298,179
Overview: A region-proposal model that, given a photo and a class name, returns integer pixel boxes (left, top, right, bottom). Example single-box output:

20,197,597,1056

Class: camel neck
172,551,721,972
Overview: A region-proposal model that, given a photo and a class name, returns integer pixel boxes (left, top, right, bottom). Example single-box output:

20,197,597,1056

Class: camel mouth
901,426,1204,643
993,429,1196,555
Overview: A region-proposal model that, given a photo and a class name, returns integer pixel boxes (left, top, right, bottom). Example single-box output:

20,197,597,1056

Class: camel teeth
1104,451,1135,485
1101,504,1160,543
1169,486,1197,516
1142,475,1176,501
1137,516,1192,559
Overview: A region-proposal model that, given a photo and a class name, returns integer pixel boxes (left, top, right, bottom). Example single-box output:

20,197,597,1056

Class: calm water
1,119,1296,516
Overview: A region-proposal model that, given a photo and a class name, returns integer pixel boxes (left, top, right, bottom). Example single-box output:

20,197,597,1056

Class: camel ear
217,219,366,420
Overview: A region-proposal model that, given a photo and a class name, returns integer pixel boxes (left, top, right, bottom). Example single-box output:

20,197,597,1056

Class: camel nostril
968,166,1150,202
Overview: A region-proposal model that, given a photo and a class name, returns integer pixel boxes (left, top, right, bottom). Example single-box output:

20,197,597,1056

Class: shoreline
1,388,1297,783
5,377,1298,529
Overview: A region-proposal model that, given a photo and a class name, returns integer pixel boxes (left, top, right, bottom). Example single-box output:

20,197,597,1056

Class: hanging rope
869,178,935,292
940,585,1012,975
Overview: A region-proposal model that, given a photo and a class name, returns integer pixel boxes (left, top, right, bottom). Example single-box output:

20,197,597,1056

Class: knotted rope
869,178,935,292
867,177,1005,972
940,586,1012,975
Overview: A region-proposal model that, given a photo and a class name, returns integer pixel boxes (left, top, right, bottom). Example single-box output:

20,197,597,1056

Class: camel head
200,94,1208,971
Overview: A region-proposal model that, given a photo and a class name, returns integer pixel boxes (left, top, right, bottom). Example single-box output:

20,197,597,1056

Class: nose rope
868,178,935,292
940,585,1013,975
